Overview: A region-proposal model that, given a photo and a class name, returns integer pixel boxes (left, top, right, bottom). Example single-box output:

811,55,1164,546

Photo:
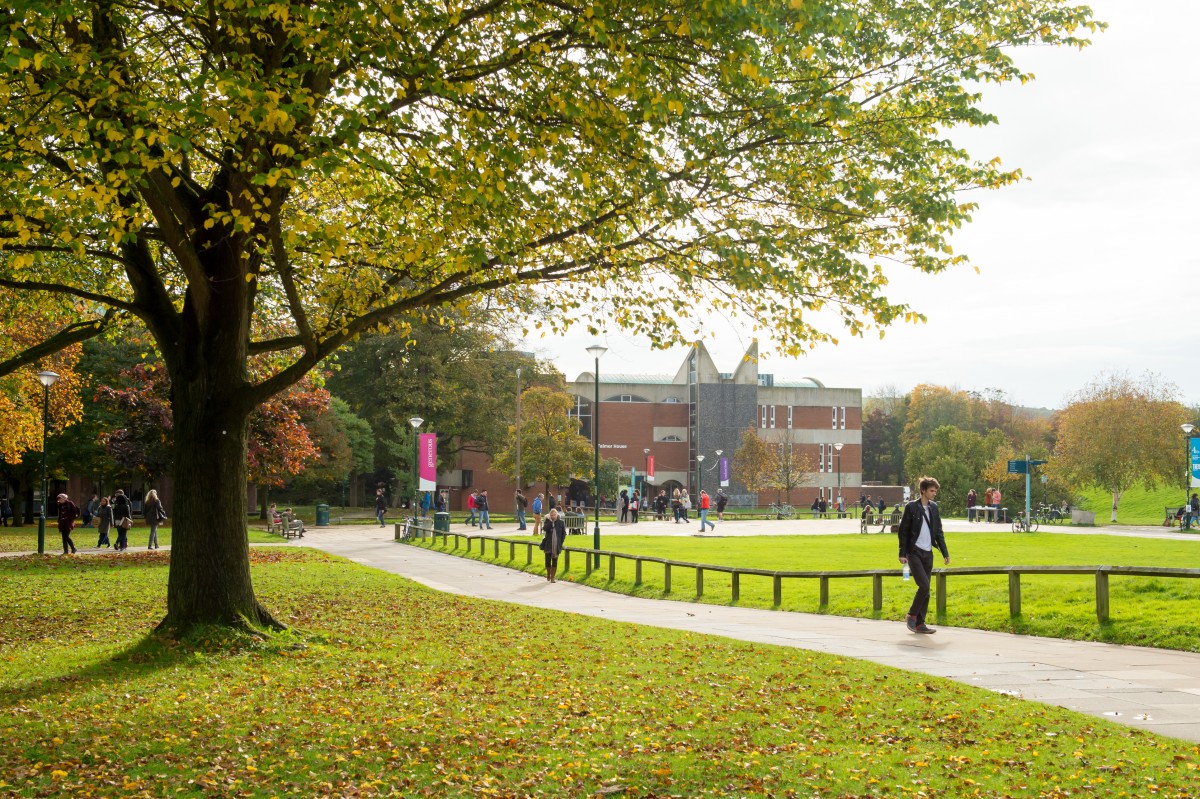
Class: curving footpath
297,522,1200,743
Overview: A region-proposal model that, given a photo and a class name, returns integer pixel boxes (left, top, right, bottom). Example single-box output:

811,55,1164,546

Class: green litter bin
315,503,330,527
434,511,450,533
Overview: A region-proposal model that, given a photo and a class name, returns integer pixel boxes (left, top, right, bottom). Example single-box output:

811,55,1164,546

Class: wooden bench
267,511,305,538
1164,506,1186,527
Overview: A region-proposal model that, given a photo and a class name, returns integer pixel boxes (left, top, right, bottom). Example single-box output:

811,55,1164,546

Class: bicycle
767,502,795,519
1012,511,1039,533
399,516,421,543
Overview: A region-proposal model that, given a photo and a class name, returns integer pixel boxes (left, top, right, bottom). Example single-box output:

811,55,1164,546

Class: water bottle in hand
902,562,910,581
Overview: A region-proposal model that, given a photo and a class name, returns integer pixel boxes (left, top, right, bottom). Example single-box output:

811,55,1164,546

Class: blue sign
1191,438,1200,488
1007,460,1027,474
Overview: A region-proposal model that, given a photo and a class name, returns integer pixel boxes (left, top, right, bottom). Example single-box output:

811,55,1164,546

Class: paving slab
296,524,1200,743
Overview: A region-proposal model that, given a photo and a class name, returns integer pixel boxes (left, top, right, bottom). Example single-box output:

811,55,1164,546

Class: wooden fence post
732,571,740,603
819,576,829,609
1096,569,1110,623
936,573,947,616
585,552,592,577
635,558,642,586
773,575,782,607
696,567,704,598
1008,571,1021,617
609,554,616,581
526,543,532,566
872,574,882,612
563,549,570,572
664,563,672,594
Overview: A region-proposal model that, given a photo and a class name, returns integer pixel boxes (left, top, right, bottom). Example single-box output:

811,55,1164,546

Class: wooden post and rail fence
403,529,1200,624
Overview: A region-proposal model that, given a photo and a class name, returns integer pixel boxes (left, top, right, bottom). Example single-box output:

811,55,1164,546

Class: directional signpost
1008,457,1047,528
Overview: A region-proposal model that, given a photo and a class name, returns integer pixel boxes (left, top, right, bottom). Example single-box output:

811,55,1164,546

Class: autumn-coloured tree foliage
0,292,83,463
95,363,328,488
0,1,1101,631
1049,374,1188,522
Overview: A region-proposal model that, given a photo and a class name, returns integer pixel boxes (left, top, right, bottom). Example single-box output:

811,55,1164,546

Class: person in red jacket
56,493,80,555
698,490,716,532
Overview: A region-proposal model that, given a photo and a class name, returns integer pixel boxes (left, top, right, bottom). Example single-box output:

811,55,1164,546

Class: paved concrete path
297,522,1200,743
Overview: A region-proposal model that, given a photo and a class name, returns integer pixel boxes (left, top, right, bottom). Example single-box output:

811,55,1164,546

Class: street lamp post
696,453,705,499
515,368,522,492
643,447,650,497
409,416,424,518
35,370,60,555
586,345,607,567
1182,423,1195,526
834,442,843,518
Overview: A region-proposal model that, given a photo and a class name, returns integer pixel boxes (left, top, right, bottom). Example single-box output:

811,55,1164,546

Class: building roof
573,372,674,384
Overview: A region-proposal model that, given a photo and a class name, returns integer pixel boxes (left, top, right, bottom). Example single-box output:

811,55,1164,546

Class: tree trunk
1110,491,1121,523
159,391,279,633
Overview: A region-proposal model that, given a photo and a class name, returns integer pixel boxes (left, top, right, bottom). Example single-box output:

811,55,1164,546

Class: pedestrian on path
477,489,493,529
465,490,478,527
515,489,528,531
374,487,387,528
95,496,113,548
716,489,728,521
698,490,716,532
112,490,133,551
143,489,165,549
531,493,543,535
56,493,80,554
897,477,950,634
540,508,567,583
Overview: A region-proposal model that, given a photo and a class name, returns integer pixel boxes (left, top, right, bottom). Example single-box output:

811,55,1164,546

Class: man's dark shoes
915,623,936,634
905,615,917,632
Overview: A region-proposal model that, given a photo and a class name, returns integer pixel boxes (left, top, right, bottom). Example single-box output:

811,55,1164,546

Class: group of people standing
965,487,1003,521
56,488,165,554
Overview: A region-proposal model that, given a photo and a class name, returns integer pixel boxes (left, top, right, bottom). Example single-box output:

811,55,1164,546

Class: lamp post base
37,515,45,555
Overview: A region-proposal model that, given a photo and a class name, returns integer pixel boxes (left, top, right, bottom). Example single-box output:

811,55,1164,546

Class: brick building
439,341,861,512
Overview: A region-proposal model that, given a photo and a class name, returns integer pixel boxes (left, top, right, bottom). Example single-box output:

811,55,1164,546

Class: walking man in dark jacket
56,493,80,555
897,477,950,634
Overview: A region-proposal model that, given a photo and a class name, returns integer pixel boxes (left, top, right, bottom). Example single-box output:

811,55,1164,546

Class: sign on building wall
647,456,655,479
419,433,438,491
1191,438,1200,488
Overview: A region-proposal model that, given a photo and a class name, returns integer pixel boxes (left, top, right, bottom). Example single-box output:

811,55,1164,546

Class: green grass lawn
428,532,1200,652
1073,484,1194,526
0,523,281,553
1,550,1197,797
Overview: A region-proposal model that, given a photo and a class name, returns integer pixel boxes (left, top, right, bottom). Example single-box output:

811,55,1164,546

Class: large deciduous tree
0,0,1100,632
1049,374,1187,522
492,386,592,498
732,428,778,508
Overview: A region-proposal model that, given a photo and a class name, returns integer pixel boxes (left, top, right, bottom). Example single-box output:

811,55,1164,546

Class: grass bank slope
2,550,1197,797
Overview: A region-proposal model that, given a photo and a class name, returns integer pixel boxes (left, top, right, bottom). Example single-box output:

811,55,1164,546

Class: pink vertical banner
647,456,655,479
419,433,437,491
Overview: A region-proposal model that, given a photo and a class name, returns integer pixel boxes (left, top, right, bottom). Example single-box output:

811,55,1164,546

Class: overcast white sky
523,2,1199,410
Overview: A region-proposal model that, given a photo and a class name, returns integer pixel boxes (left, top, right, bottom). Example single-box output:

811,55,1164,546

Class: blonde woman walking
143,489,166,550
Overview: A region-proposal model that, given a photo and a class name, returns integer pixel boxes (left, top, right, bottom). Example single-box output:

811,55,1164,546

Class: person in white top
897,477,951,634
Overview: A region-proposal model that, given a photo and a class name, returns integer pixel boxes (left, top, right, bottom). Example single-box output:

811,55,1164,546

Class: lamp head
409,416,424,429
714,449,723,457
585,345,608,360
834,442,843,452
36,370,60,388
696,454,705,463
1183,423,1196,435
644,448,650,455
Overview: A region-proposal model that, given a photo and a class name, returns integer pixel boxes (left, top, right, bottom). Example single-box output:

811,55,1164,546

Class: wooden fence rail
416,531,1200,623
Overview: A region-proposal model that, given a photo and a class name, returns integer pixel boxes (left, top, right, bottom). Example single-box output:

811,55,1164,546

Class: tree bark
160,389,280,632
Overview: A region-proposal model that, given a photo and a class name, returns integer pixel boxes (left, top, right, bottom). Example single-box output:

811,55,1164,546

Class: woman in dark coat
112,490,133,551
95,496,113,548
540,508,567,583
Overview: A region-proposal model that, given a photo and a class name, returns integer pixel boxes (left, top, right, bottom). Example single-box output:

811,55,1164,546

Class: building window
461,470,473,488
840,406,846,430
760,405,767,428
769,405,776,429
819,443,825,473
827,447,834,473
831,406,838,429
660,434,684,442
787,405,793,429
663,397,682,403
568,395,592,439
